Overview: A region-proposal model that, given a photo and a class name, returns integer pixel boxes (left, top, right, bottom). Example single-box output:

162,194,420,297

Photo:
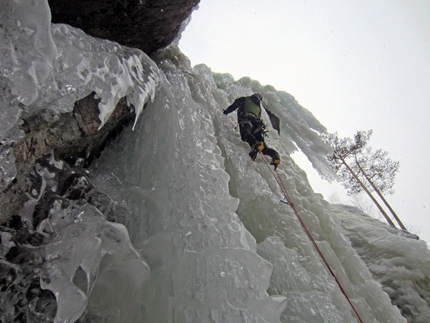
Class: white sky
178,0,430,244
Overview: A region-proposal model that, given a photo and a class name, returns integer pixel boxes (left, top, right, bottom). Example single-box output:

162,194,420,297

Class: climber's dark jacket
223,95,279,161
223,96,262,119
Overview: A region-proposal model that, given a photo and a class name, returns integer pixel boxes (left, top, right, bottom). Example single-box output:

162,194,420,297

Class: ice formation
0,0,159,190
1,1,430,323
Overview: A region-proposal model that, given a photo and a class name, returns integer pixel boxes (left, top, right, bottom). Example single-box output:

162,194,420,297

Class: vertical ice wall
186,59,408,323
90,46,288,322
88,46,410,323
1,1,429,322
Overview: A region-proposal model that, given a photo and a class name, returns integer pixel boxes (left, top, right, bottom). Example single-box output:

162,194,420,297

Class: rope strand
259,152,364,323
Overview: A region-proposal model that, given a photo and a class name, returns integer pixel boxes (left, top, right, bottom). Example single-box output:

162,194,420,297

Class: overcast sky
178,0,430,244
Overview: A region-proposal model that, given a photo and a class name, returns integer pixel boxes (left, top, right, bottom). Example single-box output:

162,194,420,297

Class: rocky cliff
48,0,200,54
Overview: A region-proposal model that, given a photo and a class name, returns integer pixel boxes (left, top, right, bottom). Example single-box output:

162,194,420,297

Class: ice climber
223,93,280,168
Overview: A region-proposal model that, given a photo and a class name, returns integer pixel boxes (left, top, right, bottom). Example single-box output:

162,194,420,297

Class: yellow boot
270,153,280,169
249,142,265,161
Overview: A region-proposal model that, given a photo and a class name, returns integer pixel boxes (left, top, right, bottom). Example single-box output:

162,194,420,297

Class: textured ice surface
1,1,430,322
0,0,159,125
89,46,288,322
50,24,160,129
85,46,416,323
187,60,408,323
20,152,150,323
0,0,160,190
41,215,150,323
333,204,430,323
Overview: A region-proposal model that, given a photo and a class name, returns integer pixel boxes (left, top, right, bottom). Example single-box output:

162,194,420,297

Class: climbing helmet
251,93,263,103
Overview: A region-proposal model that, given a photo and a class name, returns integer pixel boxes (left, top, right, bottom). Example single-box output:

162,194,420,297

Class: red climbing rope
259,152,365,323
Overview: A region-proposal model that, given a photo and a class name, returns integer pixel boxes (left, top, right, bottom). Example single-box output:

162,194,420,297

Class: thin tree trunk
354,159,407,230
374,188,406,230
340,157,396,228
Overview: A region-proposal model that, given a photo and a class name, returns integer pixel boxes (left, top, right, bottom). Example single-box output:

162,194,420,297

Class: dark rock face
48,0,200,55
0,95,134,223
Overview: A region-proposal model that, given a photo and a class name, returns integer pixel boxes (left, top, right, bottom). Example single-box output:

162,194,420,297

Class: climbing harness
255,119,269,137
238,116,268,138
259,152,365,323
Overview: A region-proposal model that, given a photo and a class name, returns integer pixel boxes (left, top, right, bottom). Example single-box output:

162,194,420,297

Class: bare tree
352,146,405,229
322,131,397,228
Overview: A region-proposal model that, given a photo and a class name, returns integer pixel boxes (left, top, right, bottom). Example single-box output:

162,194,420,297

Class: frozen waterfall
1,1,430,322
